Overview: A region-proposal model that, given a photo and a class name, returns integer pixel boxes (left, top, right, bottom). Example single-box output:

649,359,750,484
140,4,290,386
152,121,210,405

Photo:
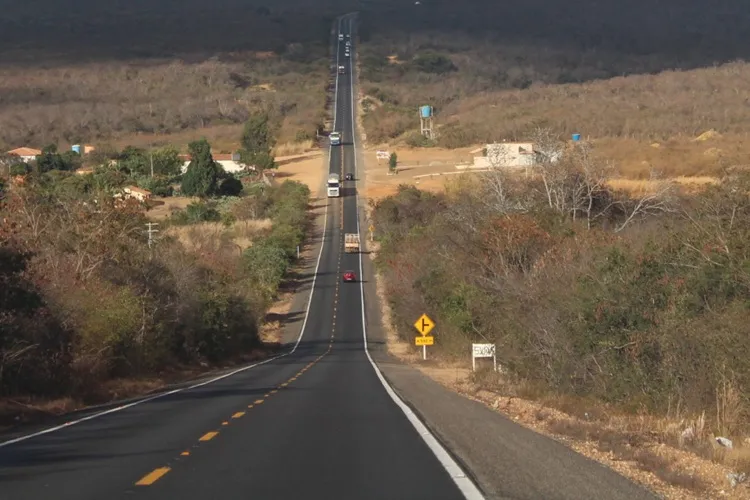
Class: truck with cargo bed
345,233,360,253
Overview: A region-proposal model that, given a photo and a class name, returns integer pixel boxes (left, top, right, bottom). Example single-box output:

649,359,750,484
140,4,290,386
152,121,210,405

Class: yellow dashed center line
136,467,171,486
132,34,350,489
199,432,219,442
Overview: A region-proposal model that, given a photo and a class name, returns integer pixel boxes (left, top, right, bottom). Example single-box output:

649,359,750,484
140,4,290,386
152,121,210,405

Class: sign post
471,343,497,372
413,313,435,360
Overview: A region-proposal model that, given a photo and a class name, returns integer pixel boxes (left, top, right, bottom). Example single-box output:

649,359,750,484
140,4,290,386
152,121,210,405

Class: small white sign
471,343,497,371
376,150,390,160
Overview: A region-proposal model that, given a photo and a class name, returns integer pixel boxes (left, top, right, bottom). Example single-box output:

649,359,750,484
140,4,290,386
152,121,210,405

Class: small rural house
473,143,538,169
6,147,42,162
117,186,152,202
179,152,245,174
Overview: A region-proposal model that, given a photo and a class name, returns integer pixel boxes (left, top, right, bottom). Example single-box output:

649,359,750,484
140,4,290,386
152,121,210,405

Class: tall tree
239,112,278,173
181,139,221,197
241,112,276,154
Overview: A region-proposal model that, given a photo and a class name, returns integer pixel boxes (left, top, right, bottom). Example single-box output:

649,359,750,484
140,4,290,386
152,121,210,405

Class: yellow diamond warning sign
413,314,435,336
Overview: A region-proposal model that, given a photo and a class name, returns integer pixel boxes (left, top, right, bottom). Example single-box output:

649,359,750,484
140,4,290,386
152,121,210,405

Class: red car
342,271,356,282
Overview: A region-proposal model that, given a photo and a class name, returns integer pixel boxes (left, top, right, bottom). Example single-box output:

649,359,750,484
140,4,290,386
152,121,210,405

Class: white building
179,153,245,174
6,147,42,162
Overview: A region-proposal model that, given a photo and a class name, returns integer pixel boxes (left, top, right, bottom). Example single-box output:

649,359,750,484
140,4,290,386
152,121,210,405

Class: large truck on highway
344,233,360,253
327,173,340,197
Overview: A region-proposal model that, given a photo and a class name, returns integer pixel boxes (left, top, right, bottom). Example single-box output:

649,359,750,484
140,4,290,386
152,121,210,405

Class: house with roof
116,186,152,202
6,147,42,163
470,142,563,169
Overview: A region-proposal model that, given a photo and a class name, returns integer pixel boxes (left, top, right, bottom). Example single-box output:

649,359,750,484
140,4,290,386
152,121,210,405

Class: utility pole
150,152,154,178
146,222,159,248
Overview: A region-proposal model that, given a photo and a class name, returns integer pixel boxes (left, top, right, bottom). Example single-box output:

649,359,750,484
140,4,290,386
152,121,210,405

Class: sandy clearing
272,149,325,192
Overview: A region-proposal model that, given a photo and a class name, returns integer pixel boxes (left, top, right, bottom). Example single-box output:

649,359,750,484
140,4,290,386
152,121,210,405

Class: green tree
389,152,398,172
239,112,278,173
180,139,221,197
152,146,182,177
219,175,244,197
35,145,81,173
118,146,148,176
9,163,31,176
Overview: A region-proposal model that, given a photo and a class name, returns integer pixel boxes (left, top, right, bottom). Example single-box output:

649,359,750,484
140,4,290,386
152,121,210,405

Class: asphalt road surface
0,16,481,500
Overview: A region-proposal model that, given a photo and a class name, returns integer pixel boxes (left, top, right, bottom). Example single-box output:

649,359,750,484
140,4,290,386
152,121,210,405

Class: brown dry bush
0,176,309,409
371,171,750,442
357,0,750,151
0,0,344,149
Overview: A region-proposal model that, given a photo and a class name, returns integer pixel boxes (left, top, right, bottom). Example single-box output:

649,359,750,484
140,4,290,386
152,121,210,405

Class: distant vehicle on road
345,173,353,180
338,65,345,74
345,51,350,58
327,173,340,197
338,34,343,41
342,270,356,282
329,131,341,145
345,41,351,47
346,34,351,39
345,233,360,253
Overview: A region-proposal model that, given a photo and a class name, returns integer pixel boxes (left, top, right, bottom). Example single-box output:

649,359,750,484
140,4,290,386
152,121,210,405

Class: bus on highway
327,173,340,197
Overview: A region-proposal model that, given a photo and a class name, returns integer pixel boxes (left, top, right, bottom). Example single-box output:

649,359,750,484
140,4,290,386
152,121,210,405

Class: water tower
419,105,434,139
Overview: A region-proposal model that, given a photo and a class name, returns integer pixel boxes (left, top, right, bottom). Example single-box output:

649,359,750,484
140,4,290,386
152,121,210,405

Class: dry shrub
275,140,316,157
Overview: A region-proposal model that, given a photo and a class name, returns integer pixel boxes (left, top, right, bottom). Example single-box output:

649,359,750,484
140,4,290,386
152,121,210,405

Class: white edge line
346,16,485,500
0,19,346,451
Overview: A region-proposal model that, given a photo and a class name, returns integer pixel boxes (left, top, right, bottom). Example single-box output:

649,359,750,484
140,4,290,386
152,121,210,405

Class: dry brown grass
360,20,750,177
167,219,272,255
147,196,198,221
0,53,327,149
274,140,317,157
608,176,720,195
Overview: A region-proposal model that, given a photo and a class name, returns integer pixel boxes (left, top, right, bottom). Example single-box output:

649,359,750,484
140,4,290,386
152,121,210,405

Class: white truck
327,173,340,197
344,233,360,253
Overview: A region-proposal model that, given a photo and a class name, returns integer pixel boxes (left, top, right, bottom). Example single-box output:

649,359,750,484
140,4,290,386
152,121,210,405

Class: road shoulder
357,227,657,499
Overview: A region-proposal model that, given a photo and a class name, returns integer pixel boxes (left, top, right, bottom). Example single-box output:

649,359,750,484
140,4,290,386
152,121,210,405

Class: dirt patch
146,196,197,221
113,124,243,152
273,149,325,192
361,145,481,200
251,83,275,92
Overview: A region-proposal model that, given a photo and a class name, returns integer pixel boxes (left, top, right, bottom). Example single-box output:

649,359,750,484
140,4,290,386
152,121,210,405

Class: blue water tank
572,134,581,141
72,144,82,154
420,105,432,118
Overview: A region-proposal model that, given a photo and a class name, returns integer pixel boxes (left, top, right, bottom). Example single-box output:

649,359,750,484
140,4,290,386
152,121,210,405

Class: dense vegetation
0,147,309,409
372,140,750,433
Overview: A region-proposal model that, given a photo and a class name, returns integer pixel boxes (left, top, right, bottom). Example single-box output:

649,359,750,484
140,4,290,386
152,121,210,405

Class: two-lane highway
0,16,482,500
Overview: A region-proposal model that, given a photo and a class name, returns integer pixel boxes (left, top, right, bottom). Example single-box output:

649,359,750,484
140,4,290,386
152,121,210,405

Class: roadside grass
166,219,273,255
